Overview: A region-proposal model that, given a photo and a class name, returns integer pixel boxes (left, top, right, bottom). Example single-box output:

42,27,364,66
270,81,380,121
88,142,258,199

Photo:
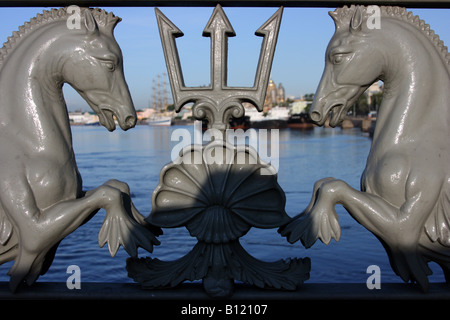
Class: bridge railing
0,0,448,302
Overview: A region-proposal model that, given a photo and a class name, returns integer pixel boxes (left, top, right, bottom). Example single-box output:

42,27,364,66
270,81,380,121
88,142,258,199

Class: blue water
0,125,445,285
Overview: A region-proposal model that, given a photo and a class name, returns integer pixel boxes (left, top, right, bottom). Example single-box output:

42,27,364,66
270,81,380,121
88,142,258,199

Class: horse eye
332,54,344,64
102,61,115,71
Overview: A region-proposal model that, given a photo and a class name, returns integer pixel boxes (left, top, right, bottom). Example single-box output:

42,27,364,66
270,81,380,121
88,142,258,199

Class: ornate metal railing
0,0,448,303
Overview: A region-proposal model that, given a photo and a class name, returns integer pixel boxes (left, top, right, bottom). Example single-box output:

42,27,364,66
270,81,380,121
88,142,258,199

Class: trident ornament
155,5,283,130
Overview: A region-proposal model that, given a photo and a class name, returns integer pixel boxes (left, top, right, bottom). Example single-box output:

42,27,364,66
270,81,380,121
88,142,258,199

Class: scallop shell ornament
127,141,310,297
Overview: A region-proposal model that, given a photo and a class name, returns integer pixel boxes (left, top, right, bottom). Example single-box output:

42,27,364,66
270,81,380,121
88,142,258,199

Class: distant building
69,112,85,124
368,81,382,93
137,108,156,121
291,100,309,114
68,112,99,125
264,78,286,110
367,81,383,107
277,83,285,104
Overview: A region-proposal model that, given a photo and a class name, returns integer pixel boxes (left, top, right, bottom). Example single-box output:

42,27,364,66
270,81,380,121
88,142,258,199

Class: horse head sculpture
310,6,384,127
60,9,135,131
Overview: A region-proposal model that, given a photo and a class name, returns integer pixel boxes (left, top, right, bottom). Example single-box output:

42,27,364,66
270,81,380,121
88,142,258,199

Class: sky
0,5,449,111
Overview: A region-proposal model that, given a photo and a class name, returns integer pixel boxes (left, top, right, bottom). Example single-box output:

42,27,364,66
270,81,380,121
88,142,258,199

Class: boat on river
247,106,290,129
202,115,251,131
287,113,315,130
147,115,172,126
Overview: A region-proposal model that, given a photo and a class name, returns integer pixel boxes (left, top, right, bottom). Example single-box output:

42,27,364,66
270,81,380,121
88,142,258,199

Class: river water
0,124,445,285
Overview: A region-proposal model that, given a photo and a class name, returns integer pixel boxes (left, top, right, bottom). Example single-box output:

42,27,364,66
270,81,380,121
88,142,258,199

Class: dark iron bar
1,0,450,8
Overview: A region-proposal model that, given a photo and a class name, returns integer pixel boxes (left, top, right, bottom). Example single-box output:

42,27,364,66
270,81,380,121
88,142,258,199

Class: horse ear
350,5,363,33
84,10,98,35
328,11,340,29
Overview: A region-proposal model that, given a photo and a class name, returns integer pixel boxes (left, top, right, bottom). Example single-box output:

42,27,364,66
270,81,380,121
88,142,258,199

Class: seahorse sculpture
0,7,160,291
281,5,450,292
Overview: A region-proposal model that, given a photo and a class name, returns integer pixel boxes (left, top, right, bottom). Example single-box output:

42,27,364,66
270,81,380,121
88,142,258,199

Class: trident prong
155,5,283,130
203,5,235,90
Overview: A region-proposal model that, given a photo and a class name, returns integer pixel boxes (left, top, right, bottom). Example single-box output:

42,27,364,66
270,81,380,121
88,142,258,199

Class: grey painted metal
280,5,450,293
2,0,450,8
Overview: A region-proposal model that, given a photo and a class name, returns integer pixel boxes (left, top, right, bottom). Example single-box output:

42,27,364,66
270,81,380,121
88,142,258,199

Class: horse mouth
310,98,348,127
328,104,347,127
98,108,117,131
98,106,136,131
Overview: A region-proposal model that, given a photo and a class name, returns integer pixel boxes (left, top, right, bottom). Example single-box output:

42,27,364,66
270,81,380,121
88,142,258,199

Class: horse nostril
310,111,322,123
125,115,136,128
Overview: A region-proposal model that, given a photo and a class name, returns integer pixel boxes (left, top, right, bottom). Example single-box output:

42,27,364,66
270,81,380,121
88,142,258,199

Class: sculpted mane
331,5,450,70
0,7,121,70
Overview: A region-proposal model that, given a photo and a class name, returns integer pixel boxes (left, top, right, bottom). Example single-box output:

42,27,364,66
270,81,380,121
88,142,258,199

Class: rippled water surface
0,125,445,284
